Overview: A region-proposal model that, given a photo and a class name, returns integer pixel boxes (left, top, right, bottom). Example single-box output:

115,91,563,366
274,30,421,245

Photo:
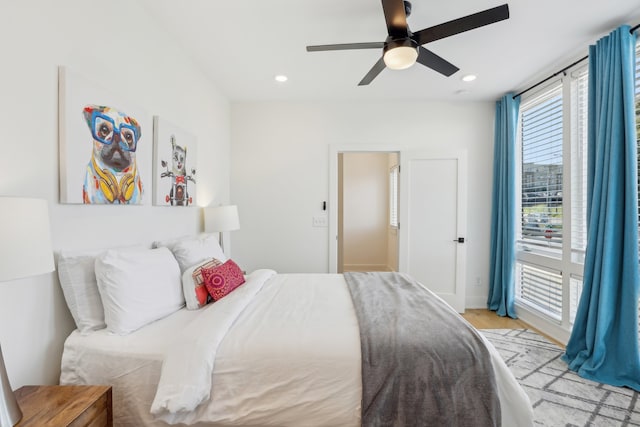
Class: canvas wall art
153,116,198,206
59,67,151,204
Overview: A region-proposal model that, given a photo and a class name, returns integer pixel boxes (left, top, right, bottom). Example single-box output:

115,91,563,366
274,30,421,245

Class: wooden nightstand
13,385,112,427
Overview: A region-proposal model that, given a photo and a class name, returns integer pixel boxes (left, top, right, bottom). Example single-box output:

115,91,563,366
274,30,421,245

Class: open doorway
330,146,467,311
338,152,399,273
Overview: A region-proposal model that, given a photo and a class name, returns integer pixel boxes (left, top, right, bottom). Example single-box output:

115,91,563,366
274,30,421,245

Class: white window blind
516,262,563,320
571,70,589,263
389,165,399,228
569,276,583,325
520,83,564,251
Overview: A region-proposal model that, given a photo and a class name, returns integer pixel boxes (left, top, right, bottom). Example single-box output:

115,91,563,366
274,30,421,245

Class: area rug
480,329,640,426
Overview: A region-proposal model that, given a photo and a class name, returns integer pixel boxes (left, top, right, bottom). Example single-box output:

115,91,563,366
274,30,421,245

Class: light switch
312,216,328,227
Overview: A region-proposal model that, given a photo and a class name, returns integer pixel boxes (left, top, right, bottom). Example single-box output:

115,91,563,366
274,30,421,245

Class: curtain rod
512,23,640,99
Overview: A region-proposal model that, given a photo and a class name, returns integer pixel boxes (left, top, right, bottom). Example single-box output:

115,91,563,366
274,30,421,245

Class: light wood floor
462,309,528,329
462,309,565,348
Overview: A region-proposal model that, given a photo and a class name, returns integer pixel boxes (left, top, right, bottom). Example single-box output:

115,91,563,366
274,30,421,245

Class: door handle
453,237,465,243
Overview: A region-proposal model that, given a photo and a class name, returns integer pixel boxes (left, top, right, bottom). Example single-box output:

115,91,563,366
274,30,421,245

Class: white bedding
60,271,533,426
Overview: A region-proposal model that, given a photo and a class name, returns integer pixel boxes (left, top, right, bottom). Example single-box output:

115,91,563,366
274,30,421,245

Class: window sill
514,302,571,346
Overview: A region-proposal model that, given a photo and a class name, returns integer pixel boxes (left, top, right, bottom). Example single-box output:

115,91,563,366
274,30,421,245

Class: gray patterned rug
480,329,640,427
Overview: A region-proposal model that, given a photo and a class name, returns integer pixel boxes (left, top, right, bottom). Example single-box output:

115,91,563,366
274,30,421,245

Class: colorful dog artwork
159,137,196,206
152,116,198,207
82,105,143,204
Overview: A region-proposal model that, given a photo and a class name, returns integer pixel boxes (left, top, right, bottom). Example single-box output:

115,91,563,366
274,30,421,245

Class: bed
57,236,533,426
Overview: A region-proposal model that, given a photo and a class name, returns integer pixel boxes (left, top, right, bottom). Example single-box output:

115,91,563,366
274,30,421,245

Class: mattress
60,271,533,426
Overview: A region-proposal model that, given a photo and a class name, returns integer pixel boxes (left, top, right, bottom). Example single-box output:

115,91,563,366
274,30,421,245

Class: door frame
328,144,404,273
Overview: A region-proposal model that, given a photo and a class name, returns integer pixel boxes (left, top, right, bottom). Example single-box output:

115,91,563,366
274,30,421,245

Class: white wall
231,100,495,309
0,1,230,387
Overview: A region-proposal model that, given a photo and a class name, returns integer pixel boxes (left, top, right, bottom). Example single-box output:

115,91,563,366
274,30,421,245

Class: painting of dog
82,105,143,204
58,67,150,205
153,116,197,206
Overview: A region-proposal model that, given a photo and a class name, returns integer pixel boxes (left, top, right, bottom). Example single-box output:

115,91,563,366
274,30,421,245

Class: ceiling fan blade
416,47,459,77
381,0,409,37
413,4,509,45
358,57,386,86
306,42,384,52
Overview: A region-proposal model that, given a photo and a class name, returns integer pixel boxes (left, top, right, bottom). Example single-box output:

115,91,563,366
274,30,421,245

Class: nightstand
13,385,112,426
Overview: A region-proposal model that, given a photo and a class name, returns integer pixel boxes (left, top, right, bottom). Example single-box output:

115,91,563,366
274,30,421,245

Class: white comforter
62,271,533,426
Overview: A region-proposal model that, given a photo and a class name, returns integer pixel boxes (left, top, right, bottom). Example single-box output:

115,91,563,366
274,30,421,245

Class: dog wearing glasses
82,105,143,204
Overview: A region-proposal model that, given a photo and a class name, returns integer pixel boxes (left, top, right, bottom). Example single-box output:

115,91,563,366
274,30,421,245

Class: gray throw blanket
344,272,500,427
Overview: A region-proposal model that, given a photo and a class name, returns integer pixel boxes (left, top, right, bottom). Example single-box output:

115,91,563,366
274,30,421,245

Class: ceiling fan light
383,46,418,70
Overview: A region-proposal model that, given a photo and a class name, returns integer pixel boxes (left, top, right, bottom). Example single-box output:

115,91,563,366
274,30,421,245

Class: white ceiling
139,0,640,102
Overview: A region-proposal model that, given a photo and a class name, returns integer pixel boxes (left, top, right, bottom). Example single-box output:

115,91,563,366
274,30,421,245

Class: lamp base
0,343,21,427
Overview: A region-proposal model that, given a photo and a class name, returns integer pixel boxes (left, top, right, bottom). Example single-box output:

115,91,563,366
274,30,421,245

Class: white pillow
57,245,147,333
152,235,192,251
57,249,107,333
156,234,227,272
95,247,184,335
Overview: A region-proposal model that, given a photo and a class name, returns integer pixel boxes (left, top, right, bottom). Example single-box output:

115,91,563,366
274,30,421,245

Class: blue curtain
562,25,640,391
487,93,520,318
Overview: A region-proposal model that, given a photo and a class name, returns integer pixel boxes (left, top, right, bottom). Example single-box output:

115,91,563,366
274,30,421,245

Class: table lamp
203,205,240,253
0,197,54,427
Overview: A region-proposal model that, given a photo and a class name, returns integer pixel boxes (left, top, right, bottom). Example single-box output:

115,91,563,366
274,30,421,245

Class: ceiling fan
306,0,509,86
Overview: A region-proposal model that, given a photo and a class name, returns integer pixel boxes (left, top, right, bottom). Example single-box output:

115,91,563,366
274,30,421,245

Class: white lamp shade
0,197,54,282
204,205,240,233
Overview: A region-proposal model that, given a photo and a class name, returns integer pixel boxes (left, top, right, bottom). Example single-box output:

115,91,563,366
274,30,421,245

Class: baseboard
515,304,570,346
343,264,390,272
465,295,488,309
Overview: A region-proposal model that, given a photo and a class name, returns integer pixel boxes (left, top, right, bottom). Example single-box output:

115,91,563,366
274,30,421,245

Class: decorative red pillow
201,259,246,301
182,258,223,310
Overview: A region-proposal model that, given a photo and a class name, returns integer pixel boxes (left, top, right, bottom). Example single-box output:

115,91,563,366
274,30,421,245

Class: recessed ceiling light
275,75,288,83
461,74,477,82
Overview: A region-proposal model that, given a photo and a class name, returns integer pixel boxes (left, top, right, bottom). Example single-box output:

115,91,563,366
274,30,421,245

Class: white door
399,150,467,312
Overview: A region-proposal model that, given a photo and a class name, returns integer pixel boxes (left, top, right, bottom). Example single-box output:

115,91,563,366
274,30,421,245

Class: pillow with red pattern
182,258,223,310
201,259,246,301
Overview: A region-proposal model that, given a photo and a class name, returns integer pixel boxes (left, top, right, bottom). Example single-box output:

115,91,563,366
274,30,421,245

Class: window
389,165,399,228
516,80,568,322
564,42,640,340
517,40,640,340
516,68,589,328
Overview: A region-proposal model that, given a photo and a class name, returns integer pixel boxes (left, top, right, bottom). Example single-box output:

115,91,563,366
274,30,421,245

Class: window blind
571,70,589,262
516,262,563,320
520,83,564,250
569,276,583,325
389,165,399,228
